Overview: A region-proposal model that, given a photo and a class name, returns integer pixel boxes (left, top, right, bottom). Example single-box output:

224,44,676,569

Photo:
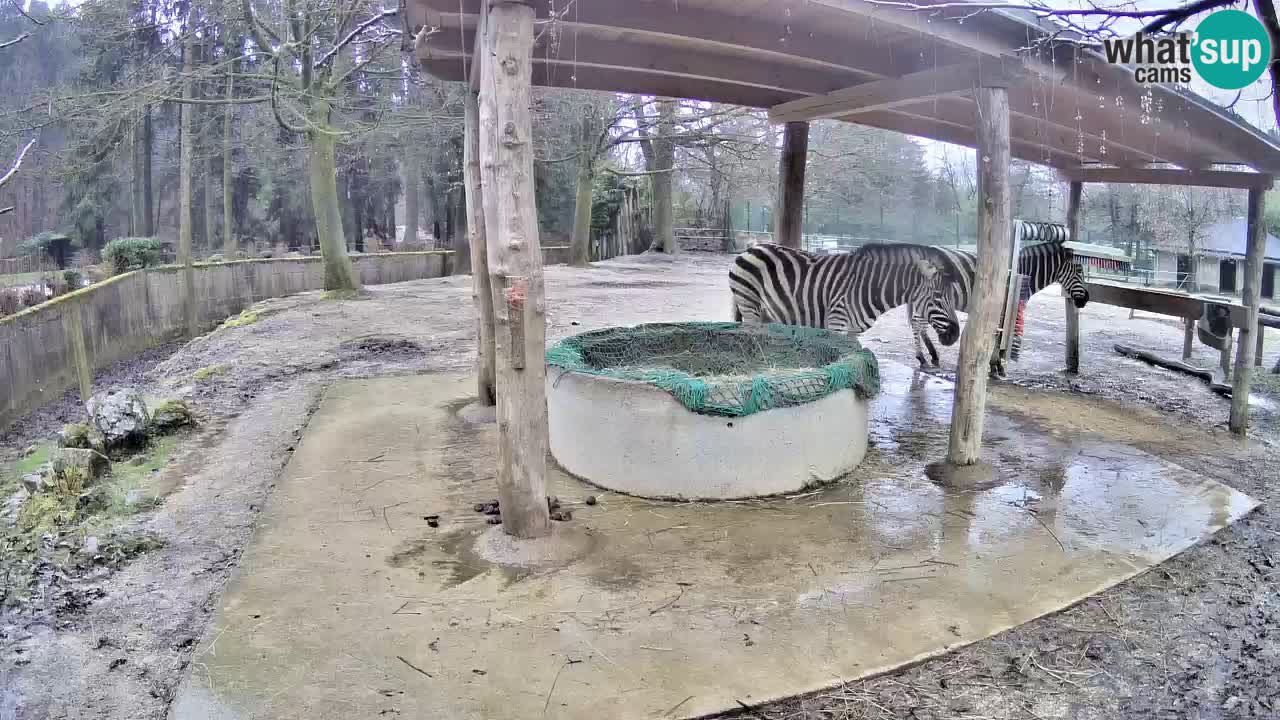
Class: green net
545,322,880,417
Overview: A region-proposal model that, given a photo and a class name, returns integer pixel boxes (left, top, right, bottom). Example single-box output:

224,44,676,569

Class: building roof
1062,241,1132,263
1196,219,1280,261
407,0,1280,174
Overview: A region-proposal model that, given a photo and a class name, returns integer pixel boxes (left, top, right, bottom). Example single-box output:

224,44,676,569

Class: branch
0,138,36,190
242,0,282,55
270,57,307,134
1143,0,1235,32
0,206,13,215
604,165,673,177
315,9,399,68
535,151,581,163
10,0,43,25
0,31,30,50
861,0,1226,21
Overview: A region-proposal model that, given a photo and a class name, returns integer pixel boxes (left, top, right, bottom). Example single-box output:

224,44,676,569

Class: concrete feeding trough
545,322,881,500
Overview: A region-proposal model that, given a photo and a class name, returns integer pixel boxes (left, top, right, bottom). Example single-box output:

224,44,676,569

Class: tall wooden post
774,121,808,249
464,89,497,406
1229,187,1267,434
1064,181,1083,374
946,86,1012,467
478,0,552,538
1183,317,1195,361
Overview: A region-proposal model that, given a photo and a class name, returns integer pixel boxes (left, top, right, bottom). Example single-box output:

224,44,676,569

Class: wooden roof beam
768,60,1024,124
1058,167,1275,190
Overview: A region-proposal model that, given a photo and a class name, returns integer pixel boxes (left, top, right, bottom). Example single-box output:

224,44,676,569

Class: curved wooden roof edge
405,0,1280,178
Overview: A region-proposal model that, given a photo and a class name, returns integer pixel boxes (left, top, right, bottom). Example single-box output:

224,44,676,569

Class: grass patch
192,364,228,381
0,435,180,607
0,271,48,288
12,445,50,477
321,288,367,301
219,309,261,330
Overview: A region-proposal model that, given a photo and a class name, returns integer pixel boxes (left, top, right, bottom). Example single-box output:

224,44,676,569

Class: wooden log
1064,180,1082,374
477,0,552,538
464,89,496,406
946,86,1012,467
774,121,808,249
1183,316,1194,361
1115,344,1232,395
1230,187,1267,433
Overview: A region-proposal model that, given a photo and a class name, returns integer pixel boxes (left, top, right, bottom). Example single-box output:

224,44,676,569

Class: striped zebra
729,243,962,358
909,221,1090,368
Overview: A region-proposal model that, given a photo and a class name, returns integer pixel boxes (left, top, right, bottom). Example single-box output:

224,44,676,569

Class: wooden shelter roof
406,0,1280,176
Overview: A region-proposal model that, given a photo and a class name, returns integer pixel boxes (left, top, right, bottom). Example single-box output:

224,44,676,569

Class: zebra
909,221,1090,369
729,242,963,357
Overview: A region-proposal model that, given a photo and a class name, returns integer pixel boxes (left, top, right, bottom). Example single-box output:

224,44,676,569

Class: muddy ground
1,252,1278,720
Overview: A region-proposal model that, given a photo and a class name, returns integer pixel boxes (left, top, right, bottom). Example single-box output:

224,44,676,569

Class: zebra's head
911,255,962,346
1053,251,1090,308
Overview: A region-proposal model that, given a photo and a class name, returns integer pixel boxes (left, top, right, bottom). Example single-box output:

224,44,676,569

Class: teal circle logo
1192,10,1272,90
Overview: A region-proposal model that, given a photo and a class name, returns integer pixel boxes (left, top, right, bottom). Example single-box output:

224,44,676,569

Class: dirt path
1,252,1278,719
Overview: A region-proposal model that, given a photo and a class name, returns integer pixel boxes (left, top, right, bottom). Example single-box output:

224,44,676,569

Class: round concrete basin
546,371,869,501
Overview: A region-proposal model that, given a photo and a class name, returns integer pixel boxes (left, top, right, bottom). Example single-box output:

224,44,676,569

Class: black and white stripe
910,221,1090,367
729,243,962,348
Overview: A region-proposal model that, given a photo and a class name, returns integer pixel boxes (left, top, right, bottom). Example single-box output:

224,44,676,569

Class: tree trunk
137,108,154,237
308,101,360,291
222,70,235,255
946,86,1012,467
178,28,197,337
478,2,552,538
774,120,808,249
653,100,677,254
570,156,594,266
403,156,419,248
464,90,496,405
1230,188,1267,433
1064,181,1083,374
450,185,469,271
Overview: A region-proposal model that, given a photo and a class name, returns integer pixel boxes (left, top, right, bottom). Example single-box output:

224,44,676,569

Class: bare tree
241,0,402,290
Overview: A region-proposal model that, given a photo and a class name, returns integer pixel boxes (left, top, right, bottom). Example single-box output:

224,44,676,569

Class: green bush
102,237,162,274
62,269,82,287
16,230,61,257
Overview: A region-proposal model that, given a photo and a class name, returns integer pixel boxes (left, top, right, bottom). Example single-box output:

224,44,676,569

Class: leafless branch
0,31,30,50
862,0,1227,22
0,137,36,190
10,0,43,25
315,8,399,68
0,206,13,215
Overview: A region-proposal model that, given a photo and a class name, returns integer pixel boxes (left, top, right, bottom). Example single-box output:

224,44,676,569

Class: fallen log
1114,344,1233,397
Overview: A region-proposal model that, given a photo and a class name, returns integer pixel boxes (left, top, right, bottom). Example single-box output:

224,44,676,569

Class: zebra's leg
907,306,938,368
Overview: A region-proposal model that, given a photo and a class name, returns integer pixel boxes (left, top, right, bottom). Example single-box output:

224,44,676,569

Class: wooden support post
1256,323,1265,366
1183,316,1195,361
464,89,496,406
1229,188,1267,434
774,121,808,249
946,86,1012,467
1220,332,1232,379
1064,180,1083,374
478,0,552,538
64,300,93,406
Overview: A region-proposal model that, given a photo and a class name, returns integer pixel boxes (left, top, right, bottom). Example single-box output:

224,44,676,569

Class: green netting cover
545,322,880,418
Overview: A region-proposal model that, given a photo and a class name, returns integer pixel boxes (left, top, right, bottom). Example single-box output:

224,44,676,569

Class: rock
20,472,47,494
59,423,92,449
87,388,150,450
206,253,225,263
150,400,194,433
49,447,111,486
21,444,38,457
83,536,100,555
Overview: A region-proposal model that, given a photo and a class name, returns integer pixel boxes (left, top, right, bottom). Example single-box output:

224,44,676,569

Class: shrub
0,288,21,316
19,287,44,308
62,269,82,287
102,237,163,274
